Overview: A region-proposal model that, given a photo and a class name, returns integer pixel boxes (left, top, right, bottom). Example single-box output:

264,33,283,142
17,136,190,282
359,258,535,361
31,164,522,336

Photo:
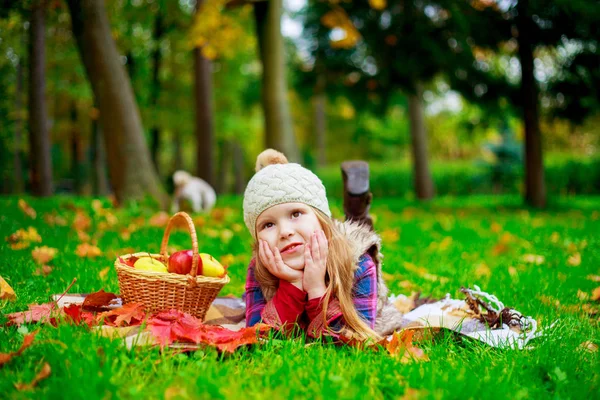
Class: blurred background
0,0,598,208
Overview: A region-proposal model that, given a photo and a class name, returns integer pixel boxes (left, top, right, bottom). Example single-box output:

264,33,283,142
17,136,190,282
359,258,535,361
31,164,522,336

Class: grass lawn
1,194,599,399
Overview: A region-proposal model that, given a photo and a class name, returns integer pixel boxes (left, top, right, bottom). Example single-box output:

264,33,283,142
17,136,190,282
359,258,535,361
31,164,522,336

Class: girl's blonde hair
253,208,381,342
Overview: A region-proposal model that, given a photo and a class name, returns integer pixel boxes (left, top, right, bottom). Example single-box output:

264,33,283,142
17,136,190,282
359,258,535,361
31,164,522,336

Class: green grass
1,194,599,399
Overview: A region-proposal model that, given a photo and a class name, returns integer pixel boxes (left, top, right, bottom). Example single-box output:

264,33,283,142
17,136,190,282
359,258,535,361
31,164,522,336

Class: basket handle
160,212,200,277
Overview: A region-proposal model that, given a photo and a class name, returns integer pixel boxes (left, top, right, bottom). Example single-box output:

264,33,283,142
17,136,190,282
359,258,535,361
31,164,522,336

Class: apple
133,257,168,272
168,249,194,275
199,253,226,277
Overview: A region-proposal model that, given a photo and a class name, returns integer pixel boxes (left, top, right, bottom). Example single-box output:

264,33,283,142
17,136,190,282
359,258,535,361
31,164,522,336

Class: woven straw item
115,212,230,320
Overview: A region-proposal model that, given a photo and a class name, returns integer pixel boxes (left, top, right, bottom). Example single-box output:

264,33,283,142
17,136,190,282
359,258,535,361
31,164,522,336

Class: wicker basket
115,211,230,320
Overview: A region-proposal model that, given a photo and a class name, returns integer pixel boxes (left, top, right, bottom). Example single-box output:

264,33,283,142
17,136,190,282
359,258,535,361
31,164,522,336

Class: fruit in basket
168,250,194,274
199,253,226,277
133,257,168,272
168,250,226,277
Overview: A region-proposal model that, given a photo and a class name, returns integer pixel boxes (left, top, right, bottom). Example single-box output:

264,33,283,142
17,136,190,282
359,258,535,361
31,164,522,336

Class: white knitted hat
243,149,331,238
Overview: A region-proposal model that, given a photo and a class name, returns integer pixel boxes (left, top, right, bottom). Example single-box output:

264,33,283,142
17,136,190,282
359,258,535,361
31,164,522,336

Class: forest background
0,0,598,208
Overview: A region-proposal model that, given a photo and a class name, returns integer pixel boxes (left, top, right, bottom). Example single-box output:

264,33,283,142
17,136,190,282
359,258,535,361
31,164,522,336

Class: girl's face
256,202,323,271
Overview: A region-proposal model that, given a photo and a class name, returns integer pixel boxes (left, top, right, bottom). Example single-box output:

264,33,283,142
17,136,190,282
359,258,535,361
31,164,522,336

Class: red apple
168,250,198,275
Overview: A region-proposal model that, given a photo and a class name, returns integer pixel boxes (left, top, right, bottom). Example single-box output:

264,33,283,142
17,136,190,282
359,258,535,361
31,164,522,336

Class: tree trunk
253,0,299,162
313,69,327,167
70,102,84,194
91,111,110,196
215,139,229,194
14,59,24,193
517,1,546,208
66,0,167,207
28,0,53,196
173,129,183,172
407,83,435,200
232,140,245,194
150,9,164,174
194,0,215,187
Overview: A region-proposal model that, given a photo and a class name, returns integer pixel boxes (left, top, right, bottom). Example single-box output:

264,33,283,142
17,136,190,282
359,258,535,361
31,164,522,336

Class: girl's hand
303,230,328,299
258,240,304,290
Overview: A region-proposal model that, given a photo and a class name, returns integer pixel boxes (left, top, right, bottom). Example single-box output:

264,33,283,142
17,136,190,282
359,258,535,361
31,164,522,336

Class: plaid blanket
52,288,544,350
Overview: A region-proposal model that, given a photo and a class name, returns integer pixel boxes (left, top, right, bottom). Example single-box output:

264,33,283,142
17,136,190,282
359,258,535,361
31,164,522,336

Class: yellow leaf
577,290,589,301
220,254,235,267
586,275,600,282
18,199,37,219
522,254,545,265
0,276,17,301
381,229,399,243
31,246,58,265
592,287,600,302
438,236,453,251
474,262,491,278
220,229,234,243
508,266,518,277
567,252,581,267
99,267,110,281
579,341,598,353
490,222,502,233
550,231,560,243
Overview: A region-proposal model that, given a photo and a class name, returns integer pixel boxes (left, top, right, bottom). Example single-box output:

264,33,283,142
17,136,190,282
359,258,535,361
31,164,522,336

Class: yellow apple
133,257,168,272
199,253,226,277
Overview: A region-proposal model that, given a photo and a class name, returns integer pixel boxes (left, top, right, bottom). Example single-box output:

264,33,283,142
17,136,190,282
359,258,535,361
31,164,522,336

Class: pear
134,257,168,273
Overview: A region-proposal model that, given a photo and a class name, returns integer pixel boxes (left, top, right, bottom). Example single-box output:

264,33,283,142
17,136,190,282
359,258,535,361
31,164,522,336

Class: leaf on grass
18,199,37,219
43,213,67,227
98,267,110,280
522,254,545,265
146,309,270,352
33,265,53,276
567,252,581,267
5,303,58,326
82,289,118,311
6,227,42,249
0,276,17,301
592,287,600,302
75,243,102,258
579,341,598,353
587,275,600,282
149,212,170,227
72,211,91,232
99,303,146,327
14,362,51,390
382,329,429,364
31,246,58,265
0,331,38,366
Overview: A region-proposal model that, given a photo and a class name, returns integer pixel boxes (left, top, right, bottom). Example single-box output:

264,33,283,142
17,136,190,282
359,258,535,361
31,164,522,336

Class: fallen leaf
381,229,400,243
33,265,53,276
72,211,91,232
508,266,518,277
490,222,502,233
43,213,67,226
149,212,170,227
522,254,545,265
63,304,96,327
75,243,102,258
5,303,58,326
98,267,110,280
31,246,58,265
99,303,146,327
592,287,600,302
567,253,581,267
14,362,51,390
382,329,429,363
474,263,491,278
6,227,42,249
0,276,17,301
0,331,38,366
393,293,417,314
579,341,598,353
577,290,589,301
587,275,600,282
165,386,190,400
82,289,118,311
18,199,37,219
77,230,91,243
147,310,270,352
550,232,560,243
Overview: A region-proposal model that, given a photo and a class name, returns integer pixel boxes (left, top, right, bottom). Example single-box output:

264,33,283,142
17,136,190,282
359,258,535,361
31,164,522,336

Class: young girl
243,149,405,341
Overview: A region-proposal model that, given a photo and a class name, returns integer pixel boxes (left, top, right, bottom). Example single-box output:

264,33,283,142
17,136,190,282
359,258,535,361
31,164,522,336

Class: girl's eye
261,222,274,230
291,211,302,218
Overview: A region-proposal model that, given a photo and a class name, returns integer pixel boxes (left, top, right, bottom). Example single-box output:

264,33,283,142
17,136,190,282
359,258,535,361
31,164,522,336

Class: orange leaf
149,212,170,227
18,199,37,219
72,211,91,232
14,362,51,390
75,243,102,258
592,287,600,302
82,289,118,311
0,276,17,301
33,265,53,276
5,303,58,326
99,303,146,327
0,330,38,366
31,246,58,265
383,330,429,363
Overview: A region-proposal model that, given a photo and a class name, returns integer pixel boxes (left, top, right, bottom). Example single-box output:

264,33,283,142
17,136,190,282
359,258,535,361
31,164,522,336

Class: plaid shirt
244,253,378,336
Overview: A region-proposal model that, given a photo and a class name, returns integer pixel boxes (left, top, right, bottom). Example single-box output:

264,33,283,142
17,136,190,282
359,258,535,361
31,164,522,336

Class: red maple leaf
63,304,96,327
146,310,270,352
0,330,38,366
118,256,138,268
99,303,146,327
82,289,118,311
5,303,60,326
381,329,429,363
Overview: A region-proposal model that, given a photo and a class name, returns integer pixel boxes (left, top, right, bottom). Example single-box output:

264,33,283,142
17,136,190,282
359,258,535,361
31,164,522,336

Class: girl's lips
280,243,303,254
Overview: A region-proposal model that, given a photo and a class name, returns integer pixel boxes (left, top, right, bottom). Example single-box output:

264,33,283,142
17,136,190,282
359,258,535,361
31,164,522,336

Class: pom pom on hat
243,149,331,238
